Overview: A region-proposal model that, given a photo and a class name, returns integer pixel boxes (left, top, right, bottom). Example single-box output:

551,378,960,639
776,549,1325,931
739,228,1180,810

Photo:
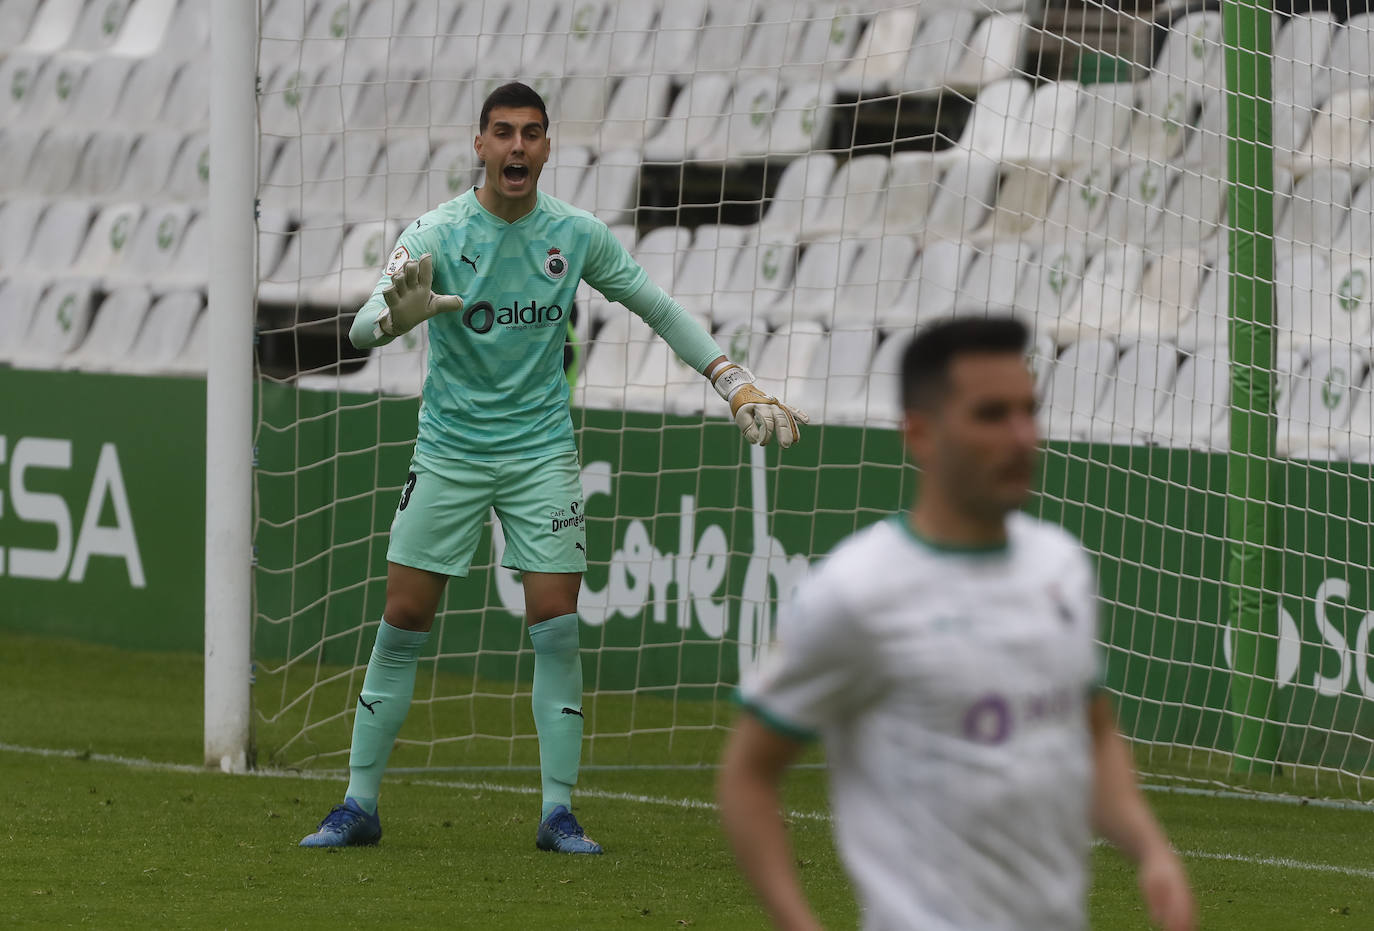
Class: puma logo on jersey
461,254,479,272
561,707,584,718
358,696,383,715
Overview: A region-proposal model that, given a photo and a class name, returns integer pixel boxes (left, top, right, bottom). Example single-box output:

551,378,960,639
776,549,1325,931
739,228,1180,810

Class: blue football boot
536,805,603,855
299,798,382,848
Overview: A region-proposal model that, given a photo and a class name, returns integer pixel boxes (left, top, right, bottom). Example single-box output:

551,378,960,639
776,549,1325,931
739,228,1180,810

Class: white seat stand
802,153,890,242
642,73,735,164
760,152,838,238
862,332,911,429
576,148,642,227
1150,346,1231,451
116,290,204,374
1278,345,1368,460
673,223,750,320
24,199,94,279
73,202,145,285
801,324,879,425
895,240,975,329
789,236,864,326
835,6,921,96
64,287,154,373
10,278,98,369
754,319,829,417
1087,339,1180,444
0,278,48,363
899,9,979,96
298,321,430,396
1038,339,1119,441
834,233,917,330
575,311,656,411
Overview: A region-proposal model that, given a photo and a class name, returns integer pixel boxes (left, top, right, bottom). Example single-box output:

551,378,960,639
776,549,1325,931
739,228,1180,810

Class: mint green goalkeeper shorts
386,448,587,577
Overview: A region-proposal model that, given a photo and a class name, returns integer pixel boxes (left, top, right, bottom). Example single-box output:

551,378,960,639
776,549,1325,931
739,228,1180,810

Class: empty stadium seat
1016,242,1089,339
692,0,758,75
0,278,47,363
896,240,974,329
587,73,673,151
1273,13,1336,156
1150,347,1230,450
64,287,154,373
714,231,798,324
804,153,889,241
297,320,429,396
73,202,144,282
19,0,83,52
673,223,750,318
760,153,838,237
834,6,919,96
1278,346,1368,459
0,0,43,52
870,152,937,237
10,278,97,369
25,199,93,277
577,311,657,410
115,289,204,374
862,332,910,429
900,8,978,95
693,75,780,163
258,223,346,306
1128,249,1208,345
631,225,690,293
754,319,828,415
575,148,642,226
804,324,880,424
306,219,402,310
0,198,46,271
941,13,1029,94
642,73,734,163
833,233,918,328
1039,339,1118,441
649,0,710,77
601,0,662,78
786,237,864,324
1087,339,1179,444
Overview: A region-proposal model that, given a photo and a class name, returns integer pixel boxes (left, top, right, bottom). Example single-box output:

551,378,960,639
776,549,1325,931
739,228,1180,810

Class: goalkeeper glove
711,362,809,448
377,253,464,337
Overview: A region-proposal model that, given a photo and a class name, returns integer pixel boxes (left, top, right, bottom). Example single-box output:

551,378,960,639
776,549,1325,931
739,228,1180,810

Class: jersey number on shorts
398,471,417,511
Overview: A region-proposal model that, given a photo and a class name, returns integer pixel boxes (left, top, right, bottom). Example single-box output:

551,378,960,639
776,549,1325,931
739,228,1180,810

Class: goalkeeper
300,82,806,854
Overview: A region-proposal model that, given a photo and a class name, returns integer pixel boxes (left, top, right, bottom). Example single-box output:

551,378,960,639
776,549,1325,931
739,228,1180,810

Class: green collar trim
889,515,1009,555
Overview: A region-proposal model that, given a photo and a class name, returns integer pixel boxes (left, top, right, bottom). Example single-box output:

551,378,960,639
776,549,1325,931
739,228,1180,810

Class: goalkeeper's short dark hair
900,315,1030,412
479,82,549,132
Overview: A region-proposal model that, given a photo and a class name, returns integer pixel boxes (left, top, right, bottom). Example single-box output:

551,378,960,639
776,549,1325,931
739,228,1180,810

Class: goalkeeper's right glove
710,362,809,448
377,253,464,337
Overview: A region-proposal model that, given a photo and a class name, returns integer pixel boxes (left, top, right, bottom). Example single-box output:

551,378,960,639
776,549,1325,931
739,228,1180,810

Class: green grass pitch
3,631,1373,929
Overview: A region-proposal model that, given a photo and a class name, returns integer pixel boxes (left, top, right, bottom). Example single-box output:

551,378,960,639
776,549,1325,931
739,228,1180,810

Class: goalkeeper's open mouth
501,162,531,192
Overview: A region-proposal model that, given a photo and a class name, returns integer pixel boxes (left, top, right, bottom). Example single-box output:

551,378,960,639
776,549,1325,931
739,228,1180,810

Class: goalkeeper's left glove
377,252,464,338
711,362,809,448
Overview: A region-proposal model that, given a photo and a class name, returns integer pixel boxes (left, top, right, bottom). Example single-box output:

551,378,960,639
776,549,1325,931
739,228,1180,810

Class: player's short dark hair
479,82,549,132
900,315,1030,412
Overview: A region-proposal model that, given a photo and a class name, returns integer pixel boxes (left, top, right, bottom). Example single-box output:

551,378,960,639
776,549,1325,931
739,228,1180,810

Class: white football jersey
739,513,1102,931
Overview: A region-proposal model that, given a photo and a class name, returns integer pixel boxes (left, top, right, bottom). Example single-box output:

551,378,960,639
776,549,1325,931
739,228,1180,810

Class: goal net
250,0,1374,798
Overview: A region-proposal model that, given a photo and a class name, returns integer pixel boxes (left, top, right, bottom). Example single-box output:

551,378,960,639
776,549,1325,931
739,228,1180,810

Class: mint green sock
345,619,429,814
529,613,583,820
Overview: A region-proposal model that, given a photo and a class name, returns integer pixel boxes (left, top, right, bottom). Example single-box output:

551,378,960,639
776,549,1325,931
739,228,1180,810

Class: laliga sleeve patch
384,244,411,276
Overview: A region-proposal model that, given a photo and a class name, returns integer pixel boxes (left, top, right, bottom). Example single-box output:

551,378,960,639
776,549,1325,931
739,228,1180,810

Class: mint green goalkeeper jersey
356,189,686,461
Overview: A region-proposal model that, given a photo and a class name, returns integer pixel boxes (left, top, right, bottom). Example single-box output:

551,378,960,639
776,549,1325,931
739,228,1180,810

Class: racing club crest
544,246,568,279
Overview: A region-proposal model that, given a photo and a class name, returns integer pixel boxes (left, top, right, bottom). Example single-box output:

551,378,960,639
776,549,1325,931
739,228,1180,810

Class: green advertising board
5,370,1374,771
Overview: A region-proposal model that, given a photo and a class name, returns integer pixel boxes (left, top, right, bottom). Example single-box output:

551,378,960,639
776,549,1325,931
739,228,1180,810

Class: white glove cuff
377,309,399,338
711,363,755,402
